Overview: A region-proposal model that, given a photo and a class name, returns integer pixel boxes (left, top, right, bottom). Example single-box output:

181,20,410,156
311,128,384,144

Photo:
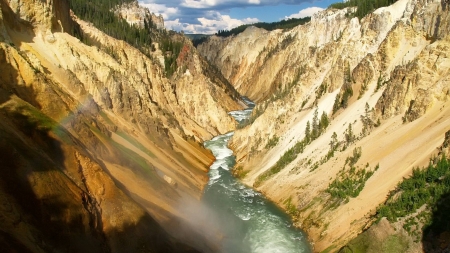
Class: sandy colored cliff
199,0,450,251
0,0,244,252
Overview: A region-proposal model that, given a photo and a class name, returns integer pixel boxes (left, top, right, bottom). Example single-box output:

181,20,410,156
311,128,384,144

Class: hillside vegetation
70,0,185,77
70,0,154,51
0,0,243,251
342,155,450,253
329,0,398,19
198,0,450,250
377,155,450,239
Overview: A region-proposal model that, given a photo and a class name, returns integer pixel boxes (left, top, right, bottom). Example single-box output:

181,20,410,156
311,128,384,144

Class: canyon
0,0,449,252
0,0,243,252
198,0,450,251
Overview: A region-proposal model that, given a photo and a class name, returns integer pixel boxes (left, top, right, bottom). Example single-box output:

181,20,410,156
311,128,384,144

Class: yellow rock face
199,0,450,251
0,0,243,252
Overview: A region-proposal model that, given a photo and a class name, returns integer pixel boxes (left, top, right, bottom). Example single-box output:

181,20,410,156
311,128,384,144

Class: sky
138,0,341,34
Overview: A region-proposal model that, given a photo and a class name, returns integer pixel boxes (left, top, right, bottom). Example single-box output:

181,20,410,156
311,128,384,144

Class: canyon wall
199,0,450,251
0,0,243,252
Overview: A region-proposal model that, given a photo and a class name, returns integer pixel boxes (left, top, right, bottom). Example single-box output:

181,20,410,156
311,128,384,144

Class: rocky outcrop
114,1,165,30
437,130,450,159
377,33,450,122
199,0,450,251
4,0,74,34
68,17,240,141
0,0,243,252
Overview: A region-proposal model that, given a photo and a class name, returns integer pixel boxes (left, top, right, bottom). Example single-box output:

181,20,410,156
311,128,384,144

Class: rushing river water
202,98,312,253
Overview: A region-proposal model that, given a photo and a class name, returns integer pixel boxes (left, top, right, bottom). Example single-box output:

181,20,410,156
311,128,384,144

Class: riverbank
202,100,312,253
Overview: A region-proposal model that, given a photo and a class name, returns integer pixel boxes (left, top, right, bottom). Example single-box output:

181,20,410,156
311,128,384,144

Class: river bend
202,99,312,253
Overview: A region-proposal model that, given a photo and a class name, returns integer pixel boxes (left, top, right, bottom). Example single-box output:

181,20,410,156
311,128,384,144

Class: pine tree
365,102,370,116
305,120,311,143
345,61,352,83
333,93,341,114
345,123,355,145
330,132,338,150
361,103,374,135
312,108,319,139
319,111,329,133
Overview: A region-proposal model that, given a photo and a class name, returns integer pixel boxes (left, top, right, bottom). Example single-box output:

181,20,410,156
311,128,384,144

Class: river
202,98,312,253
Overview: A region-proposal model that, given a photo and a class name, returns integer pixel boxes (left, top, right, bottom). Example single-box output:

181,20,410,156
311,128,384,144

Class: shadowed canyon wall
0,0,244,252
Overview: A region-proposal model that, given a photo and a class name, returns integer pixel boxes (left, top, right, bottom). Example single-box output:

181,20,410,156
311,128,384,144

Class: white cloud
140,0,318,11
139,2,178,19
166,12,259,34
243,17,259,23
138,0,318,34
181,0,218,9
284,6,324,19
249,0,261,4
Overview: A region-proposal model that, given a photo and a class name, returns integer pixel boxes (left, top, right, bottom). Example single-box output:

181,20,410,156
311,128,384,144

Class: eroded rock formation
0,0,243,252
199,0,450,251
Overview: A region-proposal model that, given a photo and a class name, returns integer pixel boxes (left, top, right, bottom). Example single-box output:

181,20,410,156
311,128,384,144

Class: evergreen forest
329,0,398,19
376,155,450,243
70,0,154,51
69,0,183,77
214,17,311,38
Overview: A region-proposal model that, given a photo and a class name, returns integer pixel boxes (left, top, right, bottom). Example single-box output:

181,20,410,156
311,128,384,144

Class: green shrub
254,109,330,185
376,155,450,223
326,148,376,202
233,166,249,179
266,135,280,149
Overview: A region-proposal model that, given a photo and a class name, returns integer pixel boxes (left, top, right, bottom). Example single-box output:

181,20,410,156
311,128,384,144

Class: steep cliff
114,1,165,30
199,0,450,251
0,0,243,252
